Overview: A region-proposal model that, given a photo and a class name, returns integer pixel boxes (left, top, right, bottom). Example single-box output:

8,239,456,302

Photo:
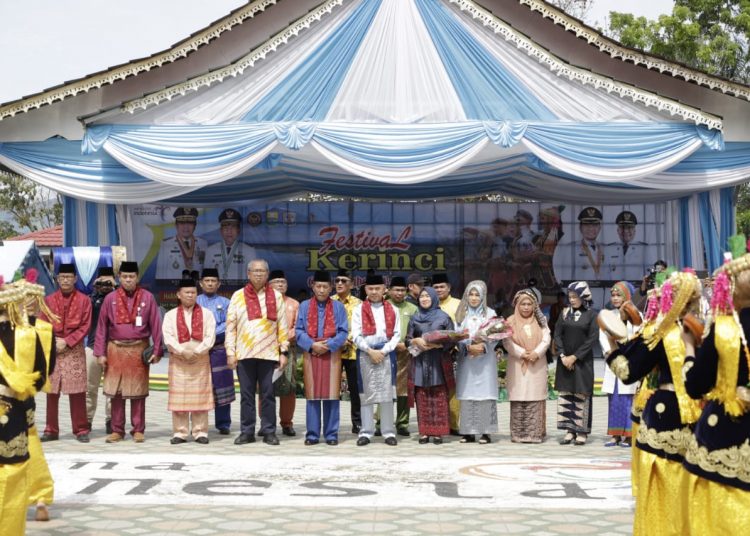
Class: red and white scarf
114,286,143,325
306,298,336,340
361,300,395,339
176,305,203,344
243,283,277,321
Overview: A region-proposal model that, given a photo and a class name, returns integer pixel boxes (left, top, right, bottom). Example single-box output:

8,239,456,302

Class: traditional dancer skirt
459,400,498,435
415,385,450,436
633,451,691,536
510,400,546,443
556,392,592,434
685,471,750,535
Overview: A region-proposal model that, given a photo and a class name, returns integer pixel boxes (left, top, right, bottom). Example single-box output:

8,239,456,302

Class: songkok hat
491,217,508,226
390,276,407,288
336,269,351,279
57,263,76,275
432,273,450,285
407,273,424,286
119,261,139,274
201,268,219,279
269,269,286,281
365,274,384,286
218,208,242,226
173,207,198,223
567,281,592,302
97,266,114,277
514,209,533,224
178,278,197,289
616,211,638,226
313,270,330,283
577,207,603,223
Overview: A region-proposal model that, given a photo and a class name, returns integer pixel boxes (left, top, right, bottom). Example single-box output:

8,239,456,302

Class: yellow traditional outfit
682,254,750,535
605,271,701,536
0,276,54,535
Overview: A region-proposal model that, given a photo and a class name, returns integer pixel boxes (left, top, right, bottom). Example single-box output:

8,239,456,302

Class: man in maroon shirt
41,263,92,442
94,261,163,443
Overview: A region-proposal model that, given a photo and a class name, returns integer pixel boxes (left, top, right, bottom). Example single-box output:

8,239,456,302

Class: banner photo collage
128,201,667,309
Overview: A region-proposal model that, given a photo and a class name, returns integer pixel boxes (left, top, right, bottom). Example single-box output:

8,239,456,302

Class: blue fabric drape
415,0,555,121
698,192,721,271
242,0,381,122
720,187,735,253
679,197,693,268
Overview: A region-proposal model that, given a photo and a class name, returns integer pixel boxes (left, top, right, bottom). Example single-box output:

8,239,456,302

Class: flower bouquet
408,330,469,356
472,317,513,342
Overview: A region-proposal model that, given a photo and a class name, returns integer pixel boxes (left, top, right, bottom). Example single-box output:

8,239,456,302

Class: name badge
135,316,143,327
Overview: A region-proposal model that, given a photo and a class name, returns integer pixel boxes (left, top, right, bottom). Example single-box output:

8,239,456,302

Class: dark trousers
341,359,361,429
45,392,88,436
237,358,276,436
214,404,232,431
110,395,146,436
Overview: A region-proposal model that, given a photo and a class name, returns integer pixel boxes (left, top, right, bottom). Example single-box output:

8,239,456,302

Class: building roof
7,225,63,247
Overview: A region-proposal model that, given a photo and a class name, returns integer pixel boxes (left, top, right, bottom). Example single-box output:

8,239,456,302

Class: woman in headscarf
553,281,599,445
406,287,455,445
503,289,551,443
599,281,639,447
455,281,498,444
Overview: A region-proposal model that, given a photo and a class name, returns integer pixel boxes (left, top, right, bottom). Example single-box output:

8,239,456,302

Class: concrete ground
26,387,634,536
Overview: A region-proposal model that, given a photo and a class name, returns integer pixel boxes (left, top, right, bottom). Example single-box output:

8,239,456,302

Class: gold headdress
645,271,701,351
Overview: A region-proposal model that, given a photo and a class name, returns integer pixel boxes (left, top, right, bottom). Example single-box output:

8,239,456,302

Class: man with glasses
41,263,92,442
226,259,289,446
85,266,116,434
332,269,362,433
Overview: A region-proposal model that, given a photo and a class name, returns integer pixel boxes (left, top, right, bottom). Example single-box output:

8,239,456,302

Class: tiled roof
7,225,63,247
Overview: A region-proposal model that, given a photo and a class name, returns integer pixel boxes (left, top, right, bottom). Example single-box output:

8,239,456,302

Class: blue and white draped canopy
0,0,747,204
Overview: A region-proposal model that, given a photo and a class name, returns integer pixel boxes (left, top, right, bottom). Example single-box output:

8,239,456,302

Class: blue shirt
197,293,231,336
295,298,349,353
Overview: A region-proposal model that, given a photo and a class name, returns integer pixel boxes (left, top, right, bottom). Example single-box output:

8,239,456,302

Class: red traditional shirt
43,289,92,347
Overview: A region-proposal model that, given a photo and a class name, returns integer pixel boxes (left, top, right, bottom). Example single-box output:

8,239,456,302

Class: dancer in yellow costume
681,240,750,535
605,270,702,536
0,272,55,536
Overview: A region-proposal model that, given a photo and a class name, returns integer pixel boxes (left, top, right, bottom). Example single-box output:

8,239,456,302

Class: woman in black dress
553,281,599,445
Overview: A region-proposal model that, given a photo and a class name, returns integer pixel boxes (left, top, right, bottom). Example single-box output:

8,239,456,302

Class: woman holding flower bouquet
503,289,551,443
455,281,499,444
553,281,599,446
406,287,456,445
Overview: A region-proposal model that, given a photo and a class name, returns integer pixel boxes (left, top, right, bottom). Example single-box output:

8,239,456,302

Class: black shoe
459,435,475,443
351,425,361,434
218,428,230,435
326,439,338,446
40,434,58,443
397,428,410,437
374,429,382,437
282,426,296,437
418,436,429,444
432,436,443,445
304,439,319,446
263,433,280,446
195,437,209,445
105,419,112,435
234,433,255,445
76,433,90,443
384,437,397,446
356,436,370,446
170,437,187,444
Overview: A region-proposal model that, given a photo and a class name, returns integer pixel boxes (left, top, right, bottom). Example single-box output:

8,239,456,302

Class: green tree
607,1,750,83
0,170,62,239
547,0,594,20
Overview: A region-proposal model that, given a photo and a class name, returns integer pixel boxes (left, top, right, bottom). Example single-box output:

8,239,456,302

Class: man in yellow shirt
226,259,289,446
331,269,362,434
432,273,461,435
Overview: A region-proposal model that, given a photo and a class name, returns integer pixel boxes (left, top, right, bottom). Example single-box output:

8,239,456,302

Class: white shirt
351,301,401,354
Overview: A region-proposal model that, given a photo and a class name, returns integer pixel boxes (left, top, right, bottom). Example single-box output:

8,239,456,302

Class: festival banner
128,201,667,309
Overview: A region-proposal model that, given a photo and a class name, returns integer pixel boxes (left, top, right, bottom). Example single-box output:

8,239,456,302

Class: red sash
243,284,277,321
115,287,143,325
177,305,203,344
46,290,85,335
307,298,336,340
361,300,395,339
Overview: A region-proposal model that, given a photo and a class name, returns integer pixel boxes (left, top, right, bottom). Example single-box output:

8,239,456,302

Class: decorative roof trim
120,0,346,114
518,0,750,101
449,0,723,130
0,0,279,121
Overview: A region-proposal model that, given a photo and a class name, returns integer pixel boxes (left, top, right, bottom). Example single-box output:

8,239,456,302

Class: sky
0,0,675,104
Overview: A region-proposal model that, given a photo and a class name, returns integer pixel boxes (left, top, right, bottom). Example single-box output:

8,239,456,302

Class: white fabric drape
326,0,465,123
